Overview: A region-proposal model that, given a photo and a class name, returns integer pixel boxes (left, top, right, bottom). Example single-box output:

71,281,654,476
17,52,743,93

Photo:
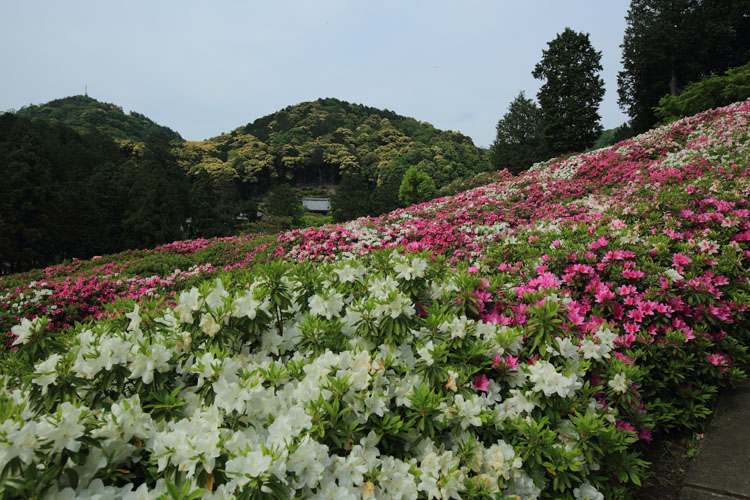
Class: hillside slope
2,100,750,499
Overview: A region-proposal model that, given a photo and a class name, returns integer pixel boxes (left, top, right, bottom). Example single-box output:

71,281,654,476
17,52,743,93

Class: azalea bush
3,253,651,499
1,235,277,343
2,99,750,498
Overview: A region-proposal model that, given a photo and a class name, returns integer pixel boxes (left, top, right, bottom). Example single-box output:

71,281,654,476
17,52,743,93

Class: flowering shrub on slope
4,100,750,347
3,254,649,499
1,235,276,342
2,99,750,498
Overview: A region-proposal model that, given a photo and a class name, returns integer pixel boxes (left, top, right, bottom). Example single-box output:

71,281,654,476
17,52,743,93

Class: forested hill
182,97,490,198
1,96,491,273
14,95,183,143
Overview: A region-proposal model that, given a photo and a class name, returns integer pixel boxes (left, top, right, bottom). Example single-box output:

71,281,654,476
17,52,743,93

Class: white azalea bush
1,251,645,499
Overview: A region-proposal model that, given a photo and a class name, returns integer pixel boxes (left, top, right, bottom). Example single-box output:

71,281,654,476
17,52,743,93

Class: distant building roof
302,197,331,212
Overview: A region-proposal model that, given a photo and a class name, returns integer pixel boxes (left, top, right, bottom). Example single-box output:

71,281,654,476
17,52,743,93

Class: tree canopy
490,91,547,175
618,0,750,133
14,95,183,143
654,61,750,124
533,28,605,155
398,166,437,205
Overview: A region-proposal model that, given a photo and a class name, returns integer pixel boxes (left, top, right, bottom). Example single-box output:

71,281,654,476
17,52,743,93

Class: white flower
377,294,415,319
175,287,201,322
200,313,221,337
484,441,522,480
496,389,535,420
11,317,41,346
128,344,172,384
698,239,720,255
579,337,612,361
417,341,435,366
151,410,222,477
452,394,482,429
205,278,228,312
0,420,38,465
378,456,418,500
125,304,142,331
441,316,470,339
267,407,312,445
287,436,331,489
36,402,86,454
32,354,62,395
309,291,345,319
527,360,582,398
555,337,579,359
232,291,263,319
394,257,428,281
368,276,399,299
574,481,604,500
596,326,617,349
664,268,684,282
335,264,364,283
225,450,273,489
608,373,630,394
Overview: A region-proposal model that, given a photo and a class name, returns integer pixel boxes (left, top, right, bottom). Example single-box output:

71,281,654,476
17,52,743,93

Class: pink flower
672,253,692,267
473,374,490,392
639,427,653,443
707,352,730,372
622,269,645,279
615,420,636,432
503,354,519,370
492,354,503,368
623,322,640,335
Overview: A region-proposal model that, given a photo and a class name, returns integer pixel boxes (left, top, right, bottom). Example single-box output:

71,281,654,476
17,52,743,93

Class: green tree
119,132,190,249
331,171,376,222
398,166,437,206
654,61,750,123
490,91,547,174
533,28,605,155
263,183,305,223
618,0,750,133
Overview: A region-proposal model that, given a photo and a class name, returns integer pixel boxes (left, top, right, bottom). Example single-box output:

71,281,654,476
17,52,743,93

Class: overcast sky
1,1,630,147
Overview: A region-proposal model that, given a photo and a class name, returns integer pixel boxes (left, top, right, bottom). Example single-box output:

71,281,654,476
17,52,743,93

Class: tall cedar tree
533,28,605,156
490,91,547,175
618,0,750,134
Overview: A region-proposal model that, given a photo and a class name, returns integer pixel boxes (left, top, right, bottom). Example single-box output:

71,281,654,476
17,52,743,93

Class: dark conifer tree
533,28,605,156
491,91,547,174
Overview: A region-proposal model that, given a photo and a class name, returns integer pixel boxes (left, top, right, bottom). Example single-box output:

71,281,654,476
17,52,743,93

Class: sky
1,1,631,147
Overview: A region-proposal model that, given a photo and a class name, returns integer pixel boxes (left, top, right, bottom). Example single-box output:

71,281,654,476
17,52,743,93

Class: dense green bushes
655,62,750,124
